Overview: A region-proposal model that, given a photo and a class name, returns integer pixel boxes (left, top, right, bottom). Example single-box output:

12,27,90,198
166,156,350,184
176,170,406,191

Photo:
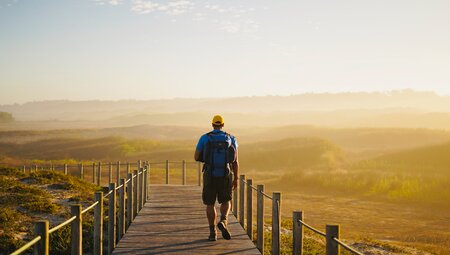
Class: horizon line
2,88,449,106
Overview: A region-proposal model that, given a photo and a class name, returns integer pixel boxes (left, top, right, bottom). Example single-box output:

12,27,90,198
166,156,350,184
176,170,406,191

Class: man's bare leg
220,200,231,220
206,204,216,226
206,205,217,241
217,200,232,240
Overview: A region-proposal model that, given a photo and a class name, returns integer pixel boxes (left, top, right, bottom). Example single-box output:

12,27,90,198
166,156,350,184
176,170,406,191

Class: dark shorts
202,173,233,205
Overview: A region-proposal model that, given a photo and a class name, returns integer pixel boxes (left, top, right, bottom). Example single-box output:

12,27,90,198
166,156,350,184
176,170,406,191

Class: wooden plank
113,185,261,255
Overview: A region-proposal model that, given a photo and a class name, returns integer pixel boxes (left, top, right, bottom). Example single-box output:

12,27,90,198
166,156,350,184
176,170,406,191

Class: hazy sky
1,0,449,104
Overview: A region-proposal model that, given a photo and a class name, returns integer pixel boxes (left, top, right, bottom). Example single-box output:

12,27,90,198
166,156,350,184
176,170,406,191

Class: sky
0,0,449,104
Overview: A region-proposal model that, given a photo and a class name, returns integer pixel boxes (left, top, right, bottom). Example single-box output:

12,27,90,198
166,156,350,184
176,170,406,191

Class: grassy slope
0,136,194,163
1,126,450,254
239,126,450,156
239,137,343,172
357,141,450,174
0,168,100,254
1,131,449,206
2,125,450,152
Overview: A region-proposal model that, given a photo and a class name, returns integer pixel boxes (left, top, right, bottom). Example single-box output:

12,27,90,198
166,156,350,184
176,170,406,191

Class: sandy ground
278,192,449,254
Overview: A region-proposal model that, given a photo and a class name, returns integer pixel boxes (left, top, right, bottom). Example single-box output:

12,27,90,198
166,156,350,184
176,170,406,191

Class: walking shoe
208,225,217,241
208,230,217,241
217,221,231,240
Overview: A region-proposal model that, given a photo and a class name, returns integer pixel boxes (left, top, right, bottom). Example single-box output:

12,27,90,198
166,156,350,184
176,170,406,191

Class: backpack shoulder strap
206,131,215,140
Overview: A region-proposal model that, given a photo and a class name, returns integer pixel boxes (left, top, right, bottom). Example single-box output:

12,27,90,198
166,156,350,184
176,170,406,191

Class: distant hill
239,137,343,172
2,125,450,156
0,125,206,143
0,112,14,123
0,134,343,173
240,125,450,152
354,142,450,174
1,90,450,123
0,137,193,162
2,109,450,130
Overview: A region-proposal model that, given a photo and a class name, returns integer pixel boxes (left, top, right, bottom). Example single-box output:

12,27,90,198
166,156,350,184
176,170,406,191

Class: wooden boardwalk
113,185,261,255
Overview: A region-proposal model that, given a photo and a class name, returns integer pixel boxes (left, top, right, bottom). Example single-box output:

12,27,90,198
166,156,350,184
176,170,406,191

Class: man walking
194,115,239,241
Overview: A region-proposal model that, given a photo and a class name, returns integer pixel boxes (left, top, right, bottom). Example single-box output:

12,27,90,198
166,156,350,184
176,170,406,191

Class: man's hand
232,179,238,190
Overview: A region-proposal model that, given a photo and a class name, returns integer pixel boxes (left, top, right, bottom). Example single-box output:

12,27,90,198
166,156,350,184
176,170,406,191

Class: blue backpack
203,131,237,177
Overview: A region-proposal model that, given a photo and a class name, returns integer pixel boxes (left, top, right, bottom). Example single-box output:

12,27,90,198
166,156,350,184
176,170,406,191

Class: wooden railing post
326,225,340,255
257,184,264,254
182,160,186,185
233,181,238,217
35,165,38,172
126,162,130,174
22,165,26,173
165,160,169,184
137,160,142,171
144,165,149,202
272,192,281,255
293,211,304,255
133,170,138,219
197,162,202,186
246,179,253,239
34,220,49,255
239,175,245,227
92,163,96,184
139,168,144,211
79,163,84,179
97,162,102,186
116,161,120,185
71,204,82,255
126,173,133,228
94,192,103,255
108,183,116,255
118,179,126,242
64,164,68,175
109,162,112,184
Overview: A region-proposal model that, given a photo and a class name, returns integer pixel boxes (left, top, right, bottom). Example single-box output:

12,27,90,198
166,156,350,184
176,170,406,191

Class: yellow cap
212,115,224,125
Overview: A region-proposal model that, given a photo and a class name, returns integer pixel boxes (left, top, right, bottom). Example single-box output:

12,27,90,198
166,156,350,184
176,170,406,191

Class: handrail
9,236,41,255
259,190,273,200
1,160,199,169
103,189,113,198
242,178,258,191
298,219,326,237
9,159,155,255
333,237,365,255
241,176,272,199
239,174,366,255
249,184,258,192
48,216,77,234
81,201,99,214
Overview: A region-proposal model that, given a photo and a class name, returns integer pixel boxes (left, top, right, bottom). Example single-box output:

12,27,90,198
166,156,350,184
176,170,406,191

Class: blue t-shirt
196,129,238,176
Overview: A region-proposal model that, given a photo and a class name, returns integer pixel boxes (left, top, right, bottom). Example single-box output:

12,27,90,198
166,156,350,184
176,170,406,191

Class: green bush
0,233,27,255
0,207,27,231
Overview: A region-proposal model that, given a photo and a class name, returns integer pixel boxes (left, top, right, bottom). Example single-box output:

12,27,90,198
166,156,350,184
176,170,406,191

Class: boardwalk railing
7,160,365,255
5,160,202,187
10,162,150,255
235,174,366,255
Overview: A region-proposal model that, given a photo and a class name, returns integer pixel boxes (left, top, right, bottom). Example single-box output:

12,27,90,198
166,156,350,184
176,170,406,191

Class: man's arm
231,149,239,190
194,149,202,162
194,134,205,162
